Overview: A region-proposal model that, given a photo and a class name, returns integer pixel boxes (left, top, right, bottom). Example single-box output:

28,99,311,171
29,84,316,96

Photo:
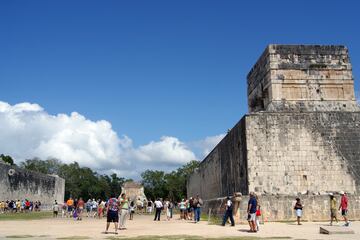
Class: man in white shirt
221,196,235,226
153,198,163,221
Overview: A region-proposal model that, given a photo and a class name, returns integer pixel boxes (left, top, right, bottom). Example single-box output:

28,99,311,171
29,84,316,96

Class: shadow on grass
5,235,50,239
56,236,91,240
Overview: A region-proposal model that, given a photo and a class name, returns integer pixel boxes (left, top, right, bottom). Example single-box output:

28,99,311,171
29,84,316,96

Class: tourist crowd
0,199,42,213
220,191,350,233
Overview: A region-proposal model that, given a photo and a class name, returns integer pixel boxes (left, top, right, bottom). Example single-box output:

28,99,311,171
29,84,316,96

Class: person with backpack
104,194,120,235
221,196,235,226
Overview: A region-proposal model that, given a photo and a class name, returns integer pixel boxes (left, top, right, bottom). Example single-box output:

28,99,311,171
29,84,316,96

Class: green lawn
0,211,52,221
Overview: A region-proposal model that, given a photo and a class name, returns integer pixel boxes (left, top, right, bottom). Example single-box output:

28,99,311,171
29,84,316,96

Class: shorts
296,209,302,217
67,206,73,212
53,211,58,215
107,210,119,222
187,207,193,213
342,209,348,216
331,209,337,218
248,213,256,221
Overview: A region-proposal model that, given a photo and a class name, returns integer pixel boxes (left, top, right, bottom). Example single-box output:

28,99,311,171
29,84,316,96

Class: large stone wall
187,118,248,200
187,111,360,197
187,44,360,220
247,112,360,195
0,162,65,208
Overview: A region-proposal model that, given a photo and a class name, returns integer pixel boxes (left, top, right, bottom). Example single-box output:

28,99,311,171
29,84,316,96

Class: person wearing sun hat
329,193,338,226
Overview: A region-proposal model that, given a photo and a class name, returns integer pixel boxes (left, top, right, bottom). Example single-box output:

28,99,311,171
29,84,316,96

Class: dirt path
0,214,359,239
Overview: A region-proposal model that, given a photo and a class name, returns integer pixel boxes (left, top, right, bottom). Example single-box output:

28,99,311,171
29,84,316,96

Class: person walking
147,199,153,214
193,195,203,223
329,193,338,226
118,193,129,230
169,200,174,219
129,201,135,220
164,199,171,221
52,200,59,218
104,194,119,235
294,198,303,225
66,197,74,218
179,199,186,220
221,196,235,226
77,197,84,220
255,194,261,231
153,198,163,221
339,191,350,226
247,192,257,232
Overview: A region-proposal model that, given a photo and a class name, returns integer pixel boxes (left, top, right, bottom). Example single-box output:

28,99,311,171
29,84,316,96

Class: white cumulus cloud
0,101,220,178
190,134,226,157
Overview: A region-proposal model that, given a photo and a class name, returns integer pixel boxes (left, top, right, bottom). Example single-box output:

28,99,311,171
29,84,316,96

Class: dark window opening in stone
303,175,307,181
262,88,269,109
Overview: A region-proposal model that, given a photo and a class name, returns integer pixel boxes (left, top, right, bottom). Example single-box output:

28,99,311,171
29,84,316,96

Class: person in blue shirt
247,192,257,232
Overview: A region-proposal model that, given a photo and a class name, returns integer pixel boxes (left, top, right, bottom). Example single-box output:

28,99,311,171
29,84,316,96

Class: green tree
0,154,15,165
141,170,168,201
140,160,200,201
20,158,62,174
165,160,200,201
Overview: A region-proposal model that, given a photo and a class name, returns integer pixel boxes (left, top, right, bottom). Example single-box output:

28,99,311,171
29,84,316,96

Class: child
255,198,261,231
294,198,303,225
129,201,135,220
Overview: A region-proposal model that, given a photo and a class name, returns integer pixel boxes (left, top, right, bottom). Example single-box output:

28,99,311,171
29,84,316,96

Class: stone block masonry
0,161,65,208
187,44,360,220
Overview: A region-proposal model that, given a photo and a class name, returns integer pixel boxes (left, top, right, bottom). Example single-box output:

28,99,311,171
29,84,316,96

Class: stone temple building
187,45,360,221
121,181,147,201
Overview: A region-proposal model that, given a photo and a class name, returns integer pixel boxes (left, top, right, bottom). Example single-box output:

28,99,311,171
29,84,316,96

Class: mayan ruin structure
0,161,65,208
121,181,147,201
187,44,360,221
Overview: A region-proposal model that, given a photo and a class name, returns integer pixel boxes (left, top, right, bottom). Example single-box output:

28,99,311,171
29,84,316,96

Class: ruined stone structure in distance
121,181,147,201
0,161,65,208
187,45,360,221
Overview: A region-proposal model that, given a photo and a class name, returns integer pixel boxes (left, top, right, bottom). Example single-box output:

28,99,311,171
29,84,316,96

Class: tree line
1,154,200,202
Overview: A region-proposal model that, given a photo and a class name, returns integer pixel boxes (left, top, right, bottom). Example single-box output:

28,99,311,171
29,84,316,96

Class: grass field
0,211,52,221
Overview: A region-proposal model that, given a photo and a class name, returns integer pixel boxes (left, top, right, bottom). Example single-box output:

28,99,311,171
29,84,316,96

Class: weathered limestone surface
248,45,358,112
188,112,360,197
187,44,360,221
121,181,147,201
247,112,360,195
187,118,247,200
0,161,65,208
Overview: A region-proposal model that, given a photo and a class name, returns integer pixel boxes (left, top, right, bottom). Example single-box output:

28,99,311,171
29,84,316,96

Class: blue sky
1,0,360,176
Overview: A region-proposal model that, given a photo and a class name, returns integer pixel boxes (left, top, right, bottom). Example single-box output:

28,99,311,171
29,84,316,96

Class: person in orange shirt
66,197,74,218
